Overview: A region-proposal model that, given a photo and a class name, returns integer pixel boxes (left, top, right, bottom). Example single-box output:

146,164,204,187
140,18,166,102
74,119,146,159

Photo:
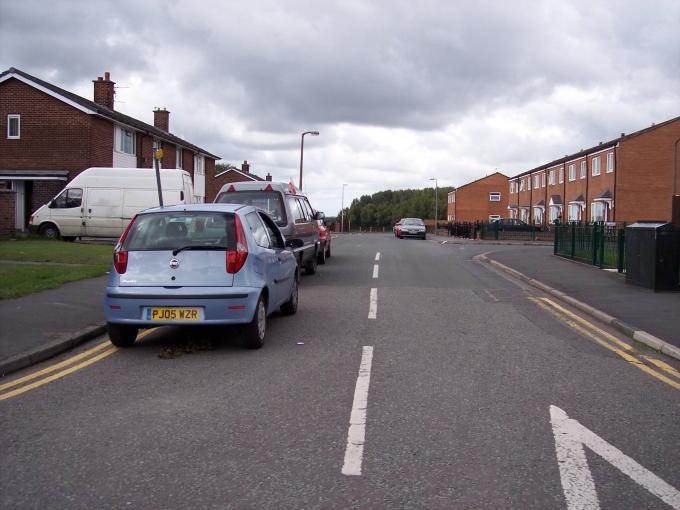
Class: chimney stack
93,71,115,110
242,160,250,174
153,107,170,132
266,173,272,181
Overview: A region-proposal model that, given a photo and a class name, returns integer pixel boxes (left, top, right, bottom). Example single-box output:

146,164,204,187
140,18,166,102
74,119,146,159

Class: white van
29,167,194,240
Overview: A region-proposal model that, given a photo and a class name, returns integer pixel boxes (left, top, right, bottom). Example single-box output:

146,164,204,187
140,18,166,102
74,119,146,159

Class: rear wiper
172,245,227,256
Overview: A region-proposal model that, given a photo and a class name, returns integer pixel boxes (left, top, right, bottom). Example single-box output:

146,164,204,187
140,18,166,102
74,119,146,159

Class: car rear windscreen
215,191,287,226
123,211,235,251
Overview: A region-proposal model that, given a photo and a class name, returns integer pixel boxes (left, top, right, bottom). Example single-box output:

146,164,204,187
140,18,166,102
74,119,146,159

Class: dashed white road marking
550,405,680,509
342,346,374,476
368,288,377,319
375,252,380,261
372,264,379,279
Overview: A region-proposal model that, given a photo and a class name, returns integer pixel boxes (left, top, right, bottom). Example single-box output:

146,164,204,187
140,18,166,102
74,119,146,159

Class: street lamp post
299,131,319,190
341,183,348,233
430,177,438,234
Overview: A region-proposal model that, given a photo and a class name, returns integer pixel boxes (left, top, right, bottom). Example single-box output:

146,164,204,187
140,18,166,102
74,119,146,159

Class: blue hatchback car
104,203,299,349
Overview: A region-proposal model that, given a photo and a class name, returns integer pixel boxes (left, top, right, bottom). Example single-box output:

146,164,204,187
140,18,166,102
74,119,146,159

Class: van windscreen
216,191,286,227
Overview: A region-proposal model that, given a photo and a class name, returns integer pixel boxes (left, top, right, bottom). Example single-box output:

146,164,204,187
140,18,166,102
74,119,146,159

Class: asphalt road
2,234,679,509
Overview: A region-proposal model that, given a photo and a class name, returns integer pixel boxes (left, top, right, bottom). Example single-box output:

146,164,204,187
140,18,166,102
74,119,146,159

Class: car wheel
40,223,60,240
243,295,266,349
305,249,318,274
280,276,298,315
317,243,326,264
107,323,138,347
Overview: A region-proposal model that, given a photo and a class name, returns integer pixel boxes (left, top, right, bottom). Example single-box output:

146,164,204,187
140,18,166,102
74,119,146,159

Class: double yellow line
530,297,680,392
0,329,156,401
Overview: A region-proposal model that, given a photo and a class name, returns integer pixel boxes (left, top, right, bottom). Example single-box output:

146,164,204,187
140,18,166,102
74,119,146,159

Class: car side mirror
285,238,304,249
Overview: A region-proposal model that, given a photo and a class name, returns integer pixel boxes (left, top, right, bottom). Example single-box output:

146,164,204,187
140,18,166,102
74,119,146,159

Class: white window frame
176,147,183,169
489,214,501,221
568,164,576,182
194,154,205,175
580,160,587,179
591,201,606,221
489,191,501,202
559,167,564,184
115,125,136,155
519,179,525,192
606,152,614,173
510,182,515,194
548,170,555,186
541,173,546,188
592,156,601,176
533,175,539,189
7,114,20,139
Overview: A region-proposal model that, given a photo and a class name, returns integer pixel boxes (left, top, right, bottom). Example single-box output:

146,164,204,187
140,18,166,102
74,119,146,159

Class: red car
316,218,332,264
393,219,404,237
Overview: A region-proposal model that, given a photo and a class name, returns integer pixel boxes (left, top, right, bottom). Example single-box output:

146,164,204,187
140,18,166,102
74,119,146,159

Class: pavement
1,236,679,377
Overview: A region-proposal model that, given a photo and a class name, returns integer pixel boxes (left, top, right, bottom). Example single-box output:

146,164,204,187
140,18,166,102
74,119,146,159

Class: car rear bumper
103,286,261,326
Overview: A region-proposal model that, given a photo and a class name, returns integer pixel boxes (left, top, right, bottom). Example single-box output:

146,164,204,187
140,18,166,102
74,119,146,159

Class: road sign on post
153,141,164,207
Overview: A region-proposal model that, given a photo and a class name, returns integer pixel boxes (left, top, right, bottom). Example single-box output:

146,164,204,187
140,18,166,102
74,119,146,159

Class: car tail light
227,214,248,273
113,215,137,275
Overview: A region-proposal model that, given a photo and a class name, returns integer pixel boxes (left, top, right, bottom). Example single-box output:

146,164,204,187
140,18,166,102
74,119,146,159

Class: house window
568,203,583,221
548,170,555,186
559,167,564,183
519,179,525,192
592,156,601,176
580,161,586,179
194,155,205,175
489,214,501,221
568,164,576,181
533,207,544,224
549,205,561,223
541,173,546,187
509,182,514,194
489,192,501,202
7,114,20,139
0,180,14,190
591,201,606,221
115,126,135,155
176,147,183,169
606,152,614,173
534,175,539,189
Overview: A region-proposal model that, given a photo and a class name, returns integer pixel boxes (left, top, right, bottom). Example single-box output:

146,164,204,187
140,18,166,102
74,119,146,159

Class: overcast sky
1,0,679,214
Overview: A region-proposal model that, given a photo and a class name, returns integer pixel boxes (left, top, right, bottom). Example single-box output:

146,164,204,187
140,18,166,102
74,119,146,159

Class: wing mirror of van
285,238,304,249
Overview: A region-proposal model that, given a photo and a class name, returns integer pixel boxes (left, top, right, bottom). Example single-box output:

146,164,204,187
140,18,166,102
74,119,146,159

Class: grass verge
0,239,113,299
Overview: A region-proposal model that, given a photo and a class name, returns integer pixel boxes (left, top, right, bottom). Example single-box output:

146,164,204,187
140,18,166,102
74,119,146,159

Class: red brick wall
616,119,680,223
0,191,16,236
452,173,508,222
30,180,67,215
0,78,113,178
585,149,616,221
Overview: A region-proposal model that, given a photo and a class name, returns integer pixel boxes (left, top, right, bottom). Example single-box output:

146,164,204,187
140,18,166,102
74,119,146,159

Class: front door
14,181,25,230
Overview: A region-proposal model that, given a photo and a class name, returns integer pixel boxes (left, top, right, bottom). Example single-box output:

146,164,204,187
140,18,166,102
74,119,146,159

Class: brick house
508,115,680,226
447,172,508,223
0,67,219,235
205,160,272,203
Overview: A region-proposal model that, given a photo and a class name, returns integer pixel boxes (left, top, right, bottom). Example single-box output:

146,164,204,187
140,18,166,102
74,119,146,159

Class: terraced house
508,115,680,226
447,172,508,223
0,67,219,236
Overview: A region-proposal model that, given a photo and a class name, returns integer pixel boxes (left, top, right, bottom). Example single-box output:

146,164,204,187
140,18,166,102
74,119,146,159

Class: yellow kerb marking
532,299,680,392
536,297,633,351
0,328,157,399
643,356,680,381
0,347,118,401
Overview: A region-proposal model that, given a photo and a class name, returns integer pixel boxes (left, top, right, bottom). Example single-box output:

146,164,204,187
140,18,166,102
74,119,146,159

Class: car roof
216,180,304,196
139,203,249,215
